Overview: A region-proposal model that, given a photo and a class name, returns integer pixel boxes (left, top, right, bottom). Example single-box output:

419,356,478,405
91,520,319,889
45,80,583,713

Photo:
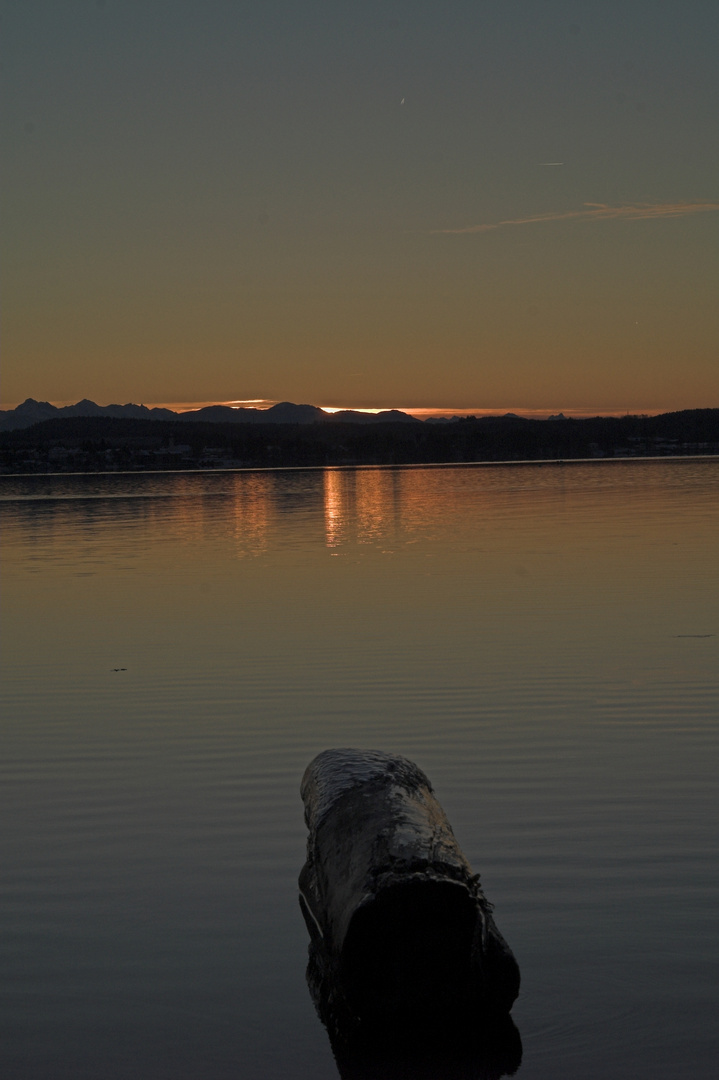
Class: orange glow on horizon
139,402,673,420
0,397,674,420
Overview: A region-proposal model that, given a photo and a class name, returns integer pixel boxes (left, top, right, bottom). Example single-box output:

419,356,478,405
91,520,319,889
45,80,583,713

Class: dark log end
342,879,478,1017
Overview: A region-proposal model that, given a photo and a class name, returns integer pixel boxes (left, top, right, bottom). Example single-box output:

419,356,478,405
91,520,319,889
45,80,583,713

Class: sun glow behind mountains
0,397,670,420
137,401,665,420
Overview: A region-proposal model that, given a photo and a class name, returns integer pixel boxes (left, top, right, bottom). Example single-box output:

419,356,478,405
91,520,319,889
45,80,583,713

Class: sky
3,0,718,414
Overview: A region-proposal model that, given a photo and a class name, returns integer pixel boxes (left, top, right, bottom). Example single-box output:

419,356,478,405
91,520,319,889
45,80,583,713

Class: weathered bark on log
299,748,520,1023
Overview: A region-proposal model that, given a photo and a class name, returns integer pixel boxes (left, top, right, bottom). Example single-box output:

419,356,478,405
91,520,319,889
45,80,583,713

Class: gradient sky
3,0,718,413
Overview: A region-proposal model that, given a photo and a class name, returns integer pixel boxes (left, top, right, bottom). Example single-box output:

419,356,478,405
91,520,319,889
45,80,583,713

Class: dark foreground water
2,459,718,1079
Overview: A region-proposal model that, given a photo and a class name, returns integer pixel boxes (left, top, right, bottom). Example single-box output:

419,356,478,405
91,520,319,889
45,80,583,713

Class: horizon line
0,397,687,420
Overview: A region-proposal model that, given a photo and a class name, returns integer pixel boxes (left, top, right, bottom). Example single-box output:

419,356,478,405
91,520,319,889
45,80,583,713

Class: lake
2,459,717,1079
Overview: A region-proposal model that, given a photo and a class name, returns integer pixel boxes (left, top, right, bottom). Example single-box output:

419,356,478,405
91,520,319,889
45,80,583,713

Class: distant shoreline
2,455,719,482
2,410,718,475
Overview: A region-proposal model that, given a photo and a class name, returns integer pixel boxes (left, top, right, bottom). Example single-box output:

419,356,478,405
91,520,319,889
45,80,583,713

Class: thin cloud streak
433,201,719,234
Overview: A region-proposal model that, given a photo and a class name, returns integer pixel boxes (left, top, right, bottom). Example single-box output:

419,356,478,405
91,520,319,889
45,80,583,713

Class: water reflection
309,980,522,1080
324,468,405,549
2,460,718,1079
324,470,350,548
227,472,273,555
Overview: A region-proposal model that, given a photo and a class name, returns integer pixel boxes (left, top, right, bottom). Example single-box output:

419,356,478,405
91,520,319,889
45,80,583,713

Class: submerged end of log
299,748,520,1023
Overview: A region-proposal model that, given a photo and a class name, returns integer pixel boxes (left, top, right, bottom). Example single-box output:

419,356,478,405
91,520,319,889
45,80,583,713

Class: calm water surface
2,460,718,1079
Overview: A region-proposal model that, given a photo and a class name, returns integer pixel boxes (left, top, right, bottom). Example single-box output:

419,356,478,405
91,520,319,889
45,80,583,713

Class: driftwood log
299,749,520,1023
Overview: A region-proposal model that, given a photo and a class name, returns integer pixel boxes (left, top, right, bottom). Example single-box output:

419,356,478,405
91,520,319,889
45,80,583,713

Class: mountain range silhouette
0,398,421,433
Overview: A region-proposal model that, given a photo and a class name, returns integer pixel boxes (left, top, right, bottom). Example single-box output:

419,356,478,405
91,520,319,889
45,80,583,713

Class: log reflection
307,959,522,1080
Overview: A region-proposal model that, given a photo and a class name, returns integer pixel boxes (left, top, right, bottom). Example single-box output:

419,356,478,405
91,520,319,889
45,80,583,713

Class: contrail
432,200,719,234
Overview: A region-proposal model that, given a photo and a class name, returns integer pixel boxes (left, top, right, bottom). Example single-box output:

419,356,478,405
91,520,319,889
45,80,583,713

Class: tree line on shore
1,409,718,472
